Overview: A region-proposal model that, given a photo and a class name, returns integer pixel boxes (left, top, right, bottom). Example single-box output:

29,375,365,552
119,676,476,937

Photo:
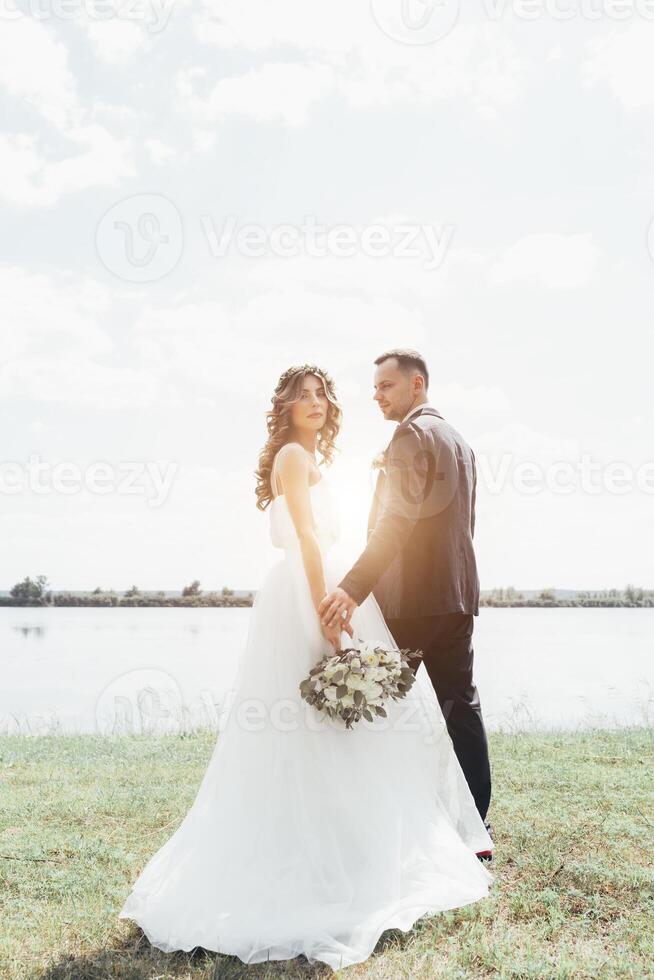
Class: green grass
1,730,653,979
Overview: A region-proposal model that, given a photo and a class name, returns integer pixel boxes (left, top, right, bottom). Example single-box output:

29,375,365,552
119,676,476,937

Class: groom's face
373,359,415,422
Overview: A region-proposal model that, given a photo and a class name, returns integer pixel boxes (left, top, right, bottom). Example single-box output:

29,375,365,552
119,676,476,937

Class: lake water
1,607,652,735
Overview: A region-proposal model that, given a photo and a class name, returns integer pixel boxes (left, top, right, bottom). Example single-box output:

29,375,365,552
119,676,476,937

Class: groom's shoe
476,821,494,863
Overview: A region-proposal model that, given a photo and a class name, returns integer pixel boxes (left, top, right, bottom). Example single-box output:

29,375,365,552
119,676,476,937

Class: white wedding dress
119,468,493,971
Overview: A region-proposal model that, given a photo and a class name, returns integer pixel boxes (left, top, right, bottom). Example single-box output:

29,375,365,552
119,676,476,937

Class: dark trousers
386,613,492,821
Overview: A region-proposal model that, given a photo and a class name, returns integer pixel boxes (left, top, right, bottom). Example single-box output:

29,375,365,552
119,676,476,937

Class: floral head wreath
274,364,335,396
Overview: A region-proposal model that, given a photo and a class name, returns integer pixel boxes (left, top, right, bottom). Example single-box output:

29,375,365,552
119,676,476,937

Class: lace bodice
269,477,339,551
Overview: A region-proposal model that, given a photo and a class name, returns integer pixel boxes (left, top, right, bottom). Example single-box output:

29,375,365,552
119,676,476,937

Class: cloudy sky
1,0,653,593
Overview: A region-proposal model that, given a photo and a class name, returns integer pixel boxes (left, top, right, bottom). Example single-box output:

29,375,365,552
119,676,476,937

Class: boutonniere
372,448,388,472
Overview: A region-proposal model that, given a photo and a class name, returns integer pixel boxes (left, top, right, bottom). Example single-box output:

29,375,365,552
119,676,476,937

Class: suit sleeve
338,428,431,605
470,448,477,539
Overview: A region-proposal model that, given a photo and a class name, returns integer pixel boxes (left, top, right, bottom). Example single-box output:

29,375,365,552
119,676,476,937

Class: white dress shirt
400,402,433,425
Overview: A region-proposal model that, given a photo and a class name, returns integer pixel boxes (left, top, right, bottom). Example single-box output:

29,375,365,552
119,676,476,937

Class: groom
319,349,492,828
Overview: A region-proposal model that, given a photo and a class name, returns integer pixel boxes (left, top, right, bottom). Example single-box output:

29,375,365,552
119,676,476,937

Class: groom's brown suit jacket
338,406,480,620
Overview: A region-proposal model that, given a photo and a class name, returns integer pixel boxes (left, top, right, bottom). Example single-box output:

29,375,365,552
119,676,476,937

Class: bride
119,364,494,971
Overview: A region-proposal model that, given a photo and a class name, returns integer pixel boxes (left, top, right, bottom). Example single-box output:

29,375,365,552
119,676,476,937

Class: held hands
321,621,346,651
319,587,358,634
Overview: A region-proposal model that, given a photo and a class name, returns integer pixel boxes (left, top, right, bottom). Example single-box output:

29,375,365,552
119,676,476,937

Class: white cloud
0,265,156,408
191,128,218,152
192,0,364,55
176,62,335,126
3,358,158,409
475,423,579,463
0,18,79,130
145,138,176,165
583,23,654,110
81,18,149,65
0,125,134,208
186,2,526,121
439,383,512,414
0,18,134,207
222,244,481,308
133,288,427,395
489,233,599,289
0,265,110,360
546,43,563,64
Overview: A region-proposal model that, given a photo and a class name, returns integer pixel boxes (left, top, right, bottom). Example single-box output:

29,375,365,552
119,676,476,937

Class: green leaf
336,685,348,699
362,708,374,722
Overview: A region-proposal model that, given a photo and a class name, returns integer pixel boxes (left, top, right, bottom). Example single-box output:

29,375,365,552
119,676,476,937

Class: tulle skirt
119,544,493,970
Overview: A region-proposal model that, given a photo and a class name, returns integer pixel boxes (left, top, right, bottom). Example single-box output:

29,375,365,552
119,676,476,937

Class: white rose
363,681,383,700
323,686,338,702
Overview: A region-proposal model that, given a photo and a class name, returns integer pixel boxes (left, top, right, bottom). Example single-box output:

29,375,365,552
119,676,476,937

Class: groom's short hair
374,349,429,390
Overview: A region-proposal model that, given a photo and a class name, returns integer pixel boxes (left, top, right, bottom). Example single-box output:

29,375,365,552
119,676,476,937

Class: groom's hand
319,588,358,631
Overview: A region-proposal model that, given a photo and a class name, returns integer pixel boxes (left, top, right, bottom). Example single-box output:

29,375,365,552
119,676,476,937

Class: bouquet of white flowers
299,640,422,730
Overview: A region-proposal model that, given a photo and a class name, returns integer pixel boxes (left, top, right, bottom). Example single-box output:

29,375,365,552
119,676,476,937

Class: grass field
1,729,653,979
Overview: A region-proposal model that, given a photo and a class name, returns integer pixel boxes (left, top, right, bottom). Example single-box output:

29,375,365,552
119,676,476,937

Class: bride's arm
276,445,328,615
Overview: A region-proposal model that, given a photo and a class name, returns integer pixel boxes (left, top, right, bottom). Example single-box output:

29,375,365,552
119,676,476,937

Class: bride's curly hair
255,364,342,511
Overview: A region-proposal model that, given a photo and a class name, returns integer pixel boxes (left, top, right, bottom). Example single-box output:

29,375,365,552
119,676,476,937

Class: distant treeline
3,577,653,610
0,577,254,608
480,587,654,608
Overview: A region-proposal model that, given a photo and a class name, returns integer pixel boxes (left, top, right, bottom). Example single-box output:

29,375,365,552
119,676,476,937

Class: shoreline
2,598,653,608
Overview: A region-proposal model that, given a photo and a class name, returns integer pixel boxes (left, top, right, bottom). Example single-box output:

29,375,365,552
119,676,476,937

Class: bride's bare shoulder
274,443,308,465
274,443,312,484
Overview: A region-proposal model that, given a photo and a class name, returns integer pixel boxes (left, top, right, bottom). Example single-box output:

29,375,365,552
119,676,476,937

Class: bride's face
290,374,329,433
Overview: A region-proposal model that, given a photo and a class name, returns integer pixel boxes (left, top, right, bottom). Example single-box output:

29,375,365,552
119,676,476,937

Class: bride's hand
321,622,344,650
